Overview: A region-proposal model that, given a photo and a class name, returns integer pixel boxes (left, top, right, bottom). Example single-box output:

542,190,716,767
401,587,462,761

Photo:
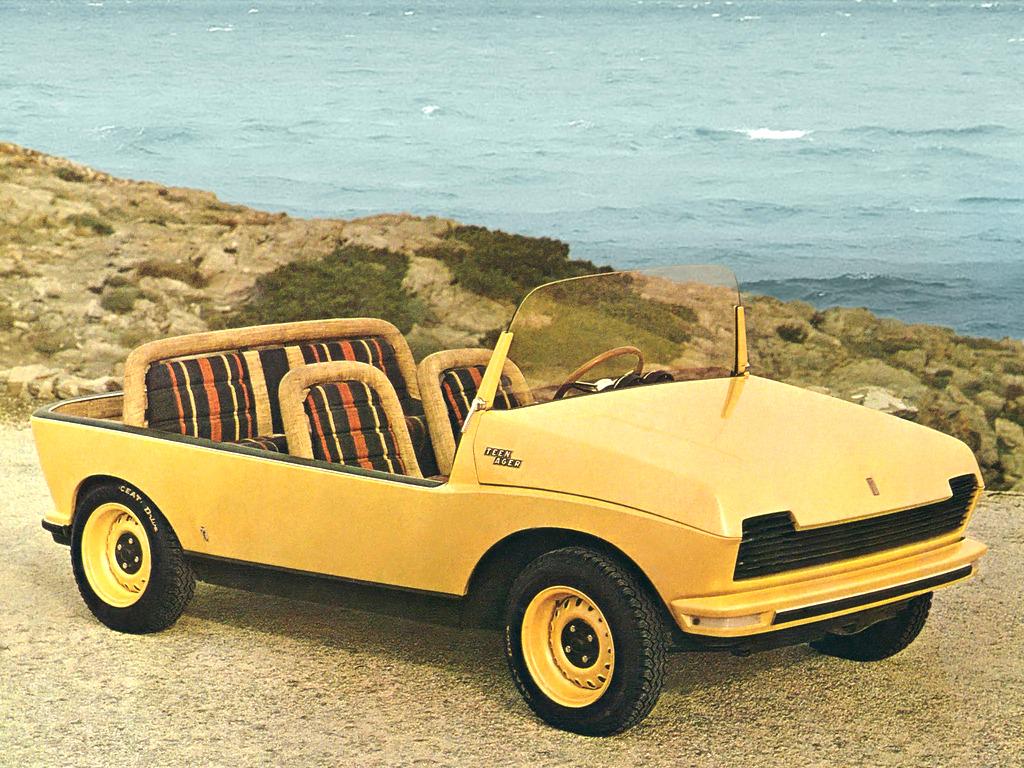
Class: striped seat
279,362,421,477
125,319,434,464
417,349,534,475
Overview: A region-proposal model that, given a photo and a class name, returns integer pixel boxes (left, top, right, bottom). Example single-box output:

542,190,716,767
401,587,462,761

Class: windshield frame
472,266,749,416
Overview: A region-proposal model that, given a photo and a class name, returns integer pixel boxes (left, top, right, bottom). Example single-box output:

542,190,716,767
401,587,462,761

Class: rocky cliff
1,143,1021,489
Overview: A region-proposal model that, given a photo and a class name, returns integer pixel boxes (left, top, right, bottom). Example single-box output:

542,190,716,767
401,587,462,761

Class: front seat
417,349,533,475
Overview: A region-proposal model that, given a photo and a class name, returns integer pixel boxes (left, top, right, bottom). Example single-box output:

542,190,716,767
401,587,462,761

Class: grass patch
29,329,74,355
54,166,86,183
430,225,606,302
66,213,114,236
101,285,144,314
136,258,208,288
776,322,809,344
217,245,424,333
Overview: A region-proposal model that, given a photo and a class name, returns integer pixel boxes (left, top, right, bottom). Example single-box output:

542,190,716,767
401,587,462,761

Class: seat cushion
440,365,521,438
145,352,258,441
303,381,408,474
404,413,439,478
297,337,415,411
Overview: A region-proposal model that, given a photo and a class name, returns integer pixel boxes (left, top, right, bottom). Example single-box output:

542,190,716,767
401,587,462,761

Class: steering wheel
553,346,644,400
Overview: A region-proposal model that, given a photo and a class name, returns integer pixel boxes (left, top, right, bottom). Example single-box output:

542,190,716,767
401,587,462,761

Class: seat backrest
124,319,419,440
279,361,421,477
417,348,533,475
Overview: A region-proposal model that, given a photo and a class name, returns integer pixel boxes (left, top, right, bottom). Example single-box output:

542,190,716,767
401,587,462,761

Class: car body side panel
31,403,737,601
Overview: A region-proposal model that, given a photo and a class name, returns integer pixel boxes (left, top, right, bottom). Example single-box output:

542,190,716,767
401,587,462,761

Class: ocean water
1,0,1022,338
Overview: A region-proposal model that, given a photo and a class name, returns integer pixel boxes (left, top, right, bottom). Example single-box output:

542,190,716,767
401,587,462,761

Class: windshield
502,265,742,406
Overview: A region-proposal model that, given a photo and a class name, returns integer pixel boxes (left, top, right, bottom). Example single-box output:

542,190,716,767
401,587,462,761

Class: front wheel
504,547,668,735
71,482,195,634
810,593,932,662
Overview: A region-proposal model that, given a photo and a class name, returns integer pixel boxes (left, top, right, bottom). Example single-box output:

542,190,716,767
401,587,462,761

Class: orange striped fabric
303,380,406,474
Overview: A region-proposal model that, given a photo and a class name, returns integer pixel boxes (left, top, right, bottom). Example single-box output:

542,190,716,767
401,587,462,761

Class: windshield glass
502,265,742,406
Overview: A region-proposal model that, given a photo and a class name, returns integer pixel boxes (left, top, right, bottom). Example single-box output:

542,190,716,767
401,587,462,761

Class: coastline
1,143,1021,490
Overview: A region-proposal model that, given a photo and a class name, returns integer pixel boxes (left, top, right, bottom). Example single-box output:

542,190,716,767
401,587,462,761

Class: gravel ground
1,424,1021,767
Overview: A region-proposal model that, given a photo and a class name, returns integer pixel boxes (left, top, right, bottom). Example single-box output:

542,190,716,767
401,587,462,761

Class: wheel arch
463,527,677,634
71,474,128,520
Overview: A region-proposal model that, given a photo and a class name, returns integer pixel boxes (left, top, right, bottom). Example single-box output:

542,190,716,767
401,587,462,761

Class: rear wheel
71,482,195,633
810,594,932,662
504,547,668,735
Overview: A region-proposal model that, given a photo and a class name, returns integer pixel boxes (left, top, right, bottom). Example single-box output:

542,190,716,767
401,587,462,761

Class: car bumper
670,537,987,637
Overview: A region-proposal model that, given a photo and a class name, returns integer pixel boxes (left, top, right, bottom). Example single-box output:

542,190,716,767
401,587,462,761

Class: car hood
470,375,981,538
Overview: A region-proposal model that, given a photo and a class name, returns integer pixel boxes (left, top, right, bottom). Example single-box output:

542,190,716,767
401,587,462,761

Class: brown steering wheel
553,346,644,400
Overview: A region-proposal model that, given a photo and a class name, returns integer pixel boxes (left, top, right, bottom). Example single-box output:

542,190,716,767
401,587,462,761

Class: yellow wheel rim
521,586,615,708
80,503,152,608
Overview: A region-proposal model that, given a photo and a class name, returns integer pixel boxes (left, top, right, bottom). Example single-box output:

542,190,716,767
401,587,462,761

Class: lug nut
565,645,572,653
569,625,576,633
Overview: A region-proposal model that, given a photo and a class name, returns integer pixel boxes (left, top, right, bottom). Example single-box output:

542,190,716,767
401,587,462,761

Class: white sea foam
740,128,811,140
208,25,234,32
421,105,439,116
248,7,259,13
739,15,761,21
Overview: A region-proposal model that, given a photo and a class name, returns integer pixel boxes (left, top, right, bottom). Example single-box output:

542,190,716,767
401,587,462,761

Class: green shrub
953,334,1007,351
117,327,152,349
100,285,143,314
0,303,14,330
29,329,73,355
218,245,424,333
776,322,809,344
55,167,86,183
66,213,114,236
431,226,605,302
136,258,208,288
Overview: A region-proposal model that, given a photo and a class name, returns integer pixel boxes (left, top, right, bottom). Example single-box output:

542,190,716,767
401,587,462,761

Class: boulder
4,364,59,397
849,386,919,420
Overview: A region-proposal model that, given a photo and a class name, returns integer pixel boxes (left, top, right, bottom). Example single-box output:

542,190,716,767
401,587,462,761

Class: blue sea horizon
1,0,1021,338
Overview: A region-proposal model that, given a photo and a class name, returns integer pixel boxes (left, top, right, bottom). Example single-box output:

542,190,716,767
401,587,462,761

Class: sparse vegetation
100,285,144,314
217,245,424,333
29,329,74,355
776,322,809,344
429,226,605,302
65,213,114,236
54,167,86,183
0,304,14,330
136,258,208,288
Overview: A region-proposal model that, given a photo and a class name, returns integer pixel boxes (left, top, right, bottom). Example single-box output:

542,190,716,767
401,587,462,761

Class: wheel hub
560,619,600,669
115,533,143,574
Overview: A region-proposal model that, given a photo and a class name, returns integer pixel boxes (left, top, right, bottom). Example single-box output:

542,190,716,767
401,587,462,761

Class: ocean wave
694,127,811,141
745,272,957,303
842,124,1009,138
958,196,1024,205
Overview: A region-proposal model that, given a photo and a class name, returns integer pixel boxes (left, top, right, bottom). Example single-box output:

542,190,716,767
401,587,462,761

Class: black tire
810,594,932,662
71,482,195,634
504,547,668,735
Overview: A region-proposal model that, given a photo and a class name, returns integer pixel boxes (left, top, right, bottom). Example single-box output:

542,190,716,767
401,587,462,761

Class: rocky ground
0,425,1020,767
1,142,1022,488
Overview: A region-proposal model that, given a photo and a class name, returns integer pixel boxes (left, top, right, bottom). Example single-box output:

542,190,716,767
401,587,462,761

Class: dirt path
1,424,1021,767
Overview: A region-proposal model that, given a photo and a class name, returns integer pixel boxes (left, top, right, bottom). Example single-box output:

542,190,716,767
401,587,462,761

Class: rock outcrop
1,142,1022,490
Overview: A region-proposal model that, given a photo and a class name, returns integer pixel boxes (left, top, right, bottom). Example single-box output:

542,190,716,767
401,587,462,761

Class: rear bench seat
122,318,439,476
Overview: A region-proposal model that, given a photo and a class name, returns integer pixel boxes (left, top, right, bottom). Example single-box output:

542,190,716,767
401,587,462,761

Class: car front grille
734,474,979,580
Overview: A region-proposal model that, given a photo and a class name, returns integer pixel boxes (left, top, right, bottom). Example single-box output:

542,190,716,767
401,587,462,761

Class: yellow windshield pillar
460,330,514,433
734,305,750,377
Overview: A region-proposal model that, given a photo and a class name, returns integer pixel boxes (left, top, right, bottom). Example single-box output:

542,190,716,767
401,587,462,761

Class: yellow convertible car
32,266,986,735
